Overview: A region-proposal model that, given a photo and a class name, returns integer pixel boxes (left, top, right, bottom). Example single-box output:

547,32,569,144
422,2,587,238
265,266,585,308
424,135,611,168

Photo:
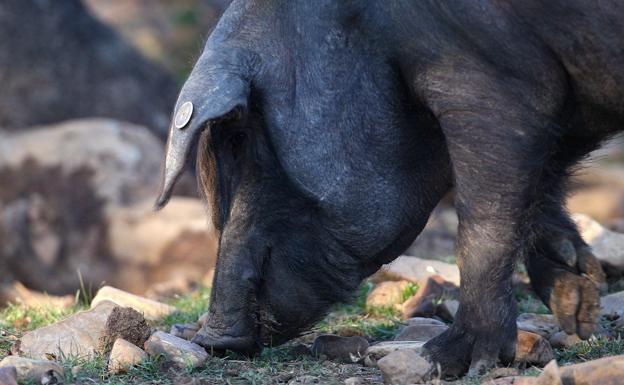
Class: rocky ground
2,233,624,385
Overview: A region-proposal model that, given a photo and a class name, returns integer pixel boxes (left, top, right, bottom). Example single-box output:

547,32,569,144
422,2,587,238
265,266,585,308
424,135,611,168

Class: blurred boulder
567,164,624,225
0,120,216,295
573,213,624,276
404,207,457,261
0,0,177,139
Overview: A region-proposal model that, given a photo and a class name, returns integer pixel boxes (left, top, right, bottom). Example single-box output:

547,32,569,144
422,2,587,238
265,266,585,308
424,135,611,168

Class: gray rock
517,313,561,338
394,323,448,342
310,335,369,363
573,213,624,274
14,301,150,359
377,349,432,385
600,291,624,319
403,317,446,327
144,331,208,369
170,324,200,341
549,331,582,349
288,375,319,384
365,341,426,364
0,367,17,385
0,357,63,384
108,338,148,374
344,377,365,385
380,256,460,286
91,286,177,321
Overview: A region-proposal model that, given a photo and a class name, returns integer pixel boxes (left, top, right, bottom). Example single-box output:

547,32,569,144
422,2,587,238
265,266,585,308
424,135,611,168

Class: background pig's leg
524,139,605,339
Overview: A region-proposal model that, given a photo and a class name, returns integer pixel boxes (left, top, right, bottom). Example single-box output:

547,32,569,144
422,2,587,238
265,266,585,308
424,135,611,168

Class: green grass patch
160,286,211,328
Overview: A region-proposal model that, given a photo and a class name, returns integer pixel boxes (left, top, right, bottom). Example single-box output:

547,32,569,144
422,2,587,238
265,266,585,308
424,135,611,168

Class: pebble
377,349,432,385
144,331,208,369
91,286,177,321
394,323,448,342
108,338,148,374
0,357,64,384
548,331,582,349
515,330,555,366
310,335,369,363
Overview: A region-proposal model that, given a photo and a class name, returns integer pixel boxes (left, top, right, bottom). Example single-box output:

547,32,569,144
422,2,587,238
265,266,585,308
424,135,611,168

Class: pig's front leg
421,86,563,377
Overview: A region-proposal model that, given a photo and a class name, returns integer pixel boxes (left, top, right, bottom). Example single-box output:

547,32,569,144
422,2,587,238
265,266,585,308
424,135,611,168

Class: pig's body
156,0,617,378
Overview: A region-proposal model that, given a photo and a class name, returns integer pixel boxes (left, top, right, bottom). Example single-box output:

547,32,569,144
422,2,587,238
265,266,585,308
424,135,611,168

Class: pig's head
155,1,451,354
155,49,370,354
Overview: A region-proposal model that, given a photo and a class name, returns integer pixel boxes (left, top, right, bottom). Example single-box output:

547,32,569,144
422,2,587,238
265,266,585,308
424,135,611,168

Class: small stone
380,256,461,286
0,367,17,385
91,286,177,321
573,213,624,275
548,331,582,349
344,377,364,385
488,377,537,385
515,330,555,366
600,291,624,319
394,323,448,342
403,317,446,327
288,375,319,384
310,335,369,363
365,281,413,309
517,313,560,338
365,341,426,363
535,360,562,385
197,313,209,328
559,354,624,384
401,275,459,321
170,324,199,341
0,357,63,384
108,338,148,374
144,331,208,369
377,349,432,385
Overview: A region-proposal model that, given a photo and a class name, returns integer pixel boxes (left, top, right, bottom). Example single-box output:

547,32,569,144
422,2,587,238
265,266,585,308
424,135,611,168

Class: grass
1,280,623,384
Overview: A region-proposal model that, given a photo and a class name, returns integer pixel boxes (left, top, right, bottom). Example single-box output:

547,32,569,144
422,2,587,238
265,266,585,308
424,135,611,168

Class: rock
573,213,624,275
106,198,218,294
0,120,164,295
377,349,432,385
144,331,208,369
14,301,150,359
91,286,177,321
365,341,426,363
515,331,555,366
600,291,624,319
567,165,624,224
403,317,447,327
0,367,17,385
310,335,369,363
170,324,200,341
344,377,364,385
380,256,460,286
0,282,75,308
517,313,560,338
365,281,413,309
288,375,319,384
488,377,537,385
108,338,148,374
0,1,178,137
548,331,582,349
404,207,458,261
401,275,459,321
197,312,210,328
0,357,63,384
394,323,448,342
559,354,624,384
535,360,562,385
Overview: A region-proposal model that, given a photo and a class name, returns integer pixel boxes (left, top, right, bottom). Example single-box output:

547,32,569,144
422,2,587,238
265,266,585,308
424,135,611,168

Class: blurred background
1,0,623,306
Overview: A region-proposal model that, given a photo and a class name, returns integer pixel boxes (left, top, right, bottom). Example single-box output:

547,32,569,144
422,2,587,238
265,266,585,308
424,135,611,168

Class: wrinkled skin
155,0,619,378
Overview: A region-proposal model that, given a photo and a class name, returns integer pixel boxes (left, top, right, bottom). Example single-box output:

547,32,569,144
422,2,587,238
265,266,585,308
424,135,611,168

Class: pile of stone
0,286,210,384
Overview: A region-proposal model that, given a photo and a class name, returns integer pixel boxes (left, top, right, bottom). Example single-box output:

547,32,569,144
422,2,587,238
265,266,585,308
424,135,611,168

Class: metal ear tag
174,101,193,129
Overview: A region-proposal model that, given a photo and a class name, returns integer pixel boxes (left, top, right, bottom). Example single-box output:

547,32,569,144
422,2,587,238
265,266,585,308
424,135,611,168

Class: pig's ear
154,64,250,209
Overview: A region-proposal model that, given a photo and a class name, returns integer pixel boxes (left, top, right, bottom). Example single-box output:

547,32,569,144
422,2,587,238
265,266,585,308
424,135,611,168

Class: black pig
155,0,616,378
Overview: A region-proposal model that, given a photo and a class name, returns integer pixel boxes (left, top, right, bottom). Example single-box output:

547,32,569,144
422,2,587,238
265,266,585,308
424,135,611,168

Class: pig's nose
192,323,259,355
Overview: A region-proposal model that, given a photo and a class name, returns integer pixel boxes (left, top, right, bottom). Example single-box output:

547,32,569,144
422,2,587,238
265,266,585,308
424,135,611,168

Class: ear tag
174,101,194,129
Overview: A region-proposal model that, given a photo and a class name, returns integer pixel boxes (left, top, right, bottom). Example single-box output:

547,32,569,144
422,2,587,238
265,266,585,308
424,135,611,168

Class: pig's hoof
191,327,258,356
529,242,606,339
422,326,515,379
